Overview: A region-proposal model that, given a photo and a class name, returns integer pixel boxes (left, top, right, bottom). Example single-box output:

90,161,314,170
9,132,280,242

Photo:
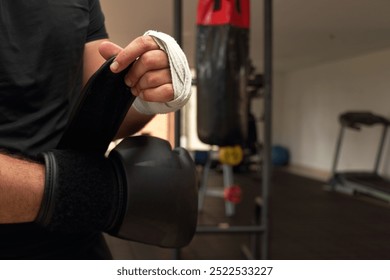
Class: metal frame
173,0,272,260
174,0,182,148
197,151,237,217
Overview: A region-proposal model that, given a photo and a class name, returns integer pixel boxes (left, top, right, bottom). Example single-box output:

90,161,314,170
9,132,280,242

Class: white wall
274,48,390,176
100,0,173,46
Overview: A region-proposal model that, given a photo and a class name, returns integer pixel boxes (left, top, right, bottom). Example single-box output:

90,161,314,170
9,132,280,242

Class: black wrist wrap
57,57,135,153
36,150,120,233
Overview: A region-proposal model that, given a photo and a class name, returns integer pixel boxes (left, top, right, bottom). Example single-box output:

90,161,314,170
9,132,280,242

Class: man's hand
83,31,191,137
98,36,174,104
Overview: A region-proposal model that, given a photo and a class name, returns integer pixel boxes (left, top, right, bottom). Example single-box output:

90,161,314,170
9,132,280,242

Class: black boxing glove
36,136,198,248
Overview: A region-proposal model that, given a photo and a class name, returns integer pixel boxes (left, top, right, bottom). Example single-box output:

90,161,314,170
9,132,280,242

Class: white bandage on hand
132,30,192,115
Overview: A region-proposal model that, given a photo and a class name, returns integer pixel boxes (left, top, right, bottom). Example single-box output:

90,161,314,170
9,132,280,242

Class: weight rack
172,0,273,260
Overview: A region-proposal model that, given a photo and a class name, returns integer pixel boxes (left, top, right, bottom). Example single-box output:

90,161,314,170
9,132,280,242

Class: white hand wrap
132,30,192,115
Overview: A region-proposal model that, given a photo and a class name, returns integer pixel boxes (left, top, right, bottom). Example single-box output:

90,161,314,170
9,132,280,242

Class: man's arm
0,154,44,223
0,34,183,224
0,40,108,224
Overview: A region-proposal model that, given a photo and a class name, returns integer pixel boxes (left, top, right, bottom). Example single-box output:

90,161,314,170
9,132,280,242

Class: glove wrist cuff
36,150,118,234
35,152,57,226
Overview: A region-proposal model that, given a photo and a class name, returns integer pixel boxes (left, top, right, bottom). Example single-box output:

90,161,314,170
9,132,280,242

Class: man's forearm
115,107,155,139
0,154,44,223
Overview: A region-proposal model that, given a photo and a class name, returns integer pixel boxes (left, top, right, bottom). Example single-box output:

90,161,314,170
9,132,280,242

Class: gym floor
105,168,390,260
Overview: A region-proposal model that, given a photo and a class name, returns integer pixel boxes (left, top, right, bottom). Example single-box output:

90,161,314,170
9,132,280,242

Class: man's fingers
132,84,174,103
125,50,169,87
127,68,172,91
111,36,160,73
98,36,173,104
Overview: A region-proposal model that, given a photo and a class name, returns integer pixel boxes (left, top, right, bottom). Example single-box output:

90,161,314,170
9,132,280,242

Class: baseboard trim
281,164,331,182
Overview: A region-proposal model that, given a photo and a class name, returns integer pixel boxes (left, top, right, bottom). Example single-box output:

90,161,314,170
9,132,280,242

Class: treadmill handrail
339,111,390,129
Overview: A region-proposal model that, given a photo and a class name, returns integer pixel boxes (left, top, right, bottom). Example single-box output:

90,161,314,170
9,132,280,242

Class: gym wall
273,48,390,178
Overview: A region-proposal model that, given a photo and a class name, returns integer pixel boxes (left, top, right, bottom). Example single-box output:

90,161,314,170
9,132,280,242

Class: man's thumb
98,41,123,60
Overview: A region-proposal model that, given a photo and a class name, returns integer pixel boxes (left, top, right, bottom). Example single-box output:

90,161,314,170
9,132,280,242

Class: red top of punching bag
196,0,250,28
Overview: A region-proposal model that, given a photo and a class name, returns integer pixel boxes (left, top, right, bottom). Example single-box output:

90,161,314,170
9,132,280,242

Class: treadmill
329,111,390,202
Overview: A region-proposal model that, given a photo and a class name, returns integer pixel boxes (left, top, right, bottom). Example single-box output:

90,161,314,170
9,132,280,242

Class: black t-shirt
0,0,111,259
0,0,108,156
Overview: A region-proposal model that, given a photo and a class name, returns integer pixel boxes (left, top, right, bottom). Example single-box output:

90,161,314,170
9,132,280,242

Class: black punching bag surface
196,0,250,146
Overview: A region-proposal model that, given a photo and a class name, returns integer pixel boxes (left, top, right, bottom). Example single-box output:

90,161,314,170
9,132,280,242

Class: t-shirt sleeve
86,0,109,42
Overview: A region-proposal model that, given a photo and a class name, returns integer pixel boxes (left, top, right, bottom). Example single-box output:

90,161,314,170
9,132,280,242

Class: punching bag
196,0,250,146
